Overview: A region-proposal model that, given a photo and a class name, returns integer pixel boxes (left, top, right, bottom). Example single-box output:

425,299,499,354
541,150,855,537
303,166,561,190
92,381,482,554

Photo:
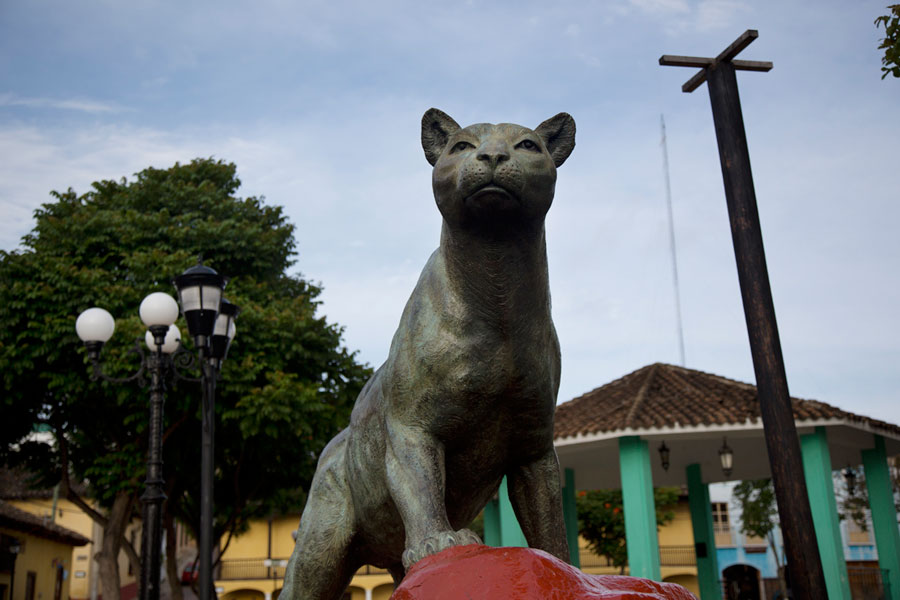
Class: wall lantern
719,437,734,478
843,466,857,496
658,441,671,472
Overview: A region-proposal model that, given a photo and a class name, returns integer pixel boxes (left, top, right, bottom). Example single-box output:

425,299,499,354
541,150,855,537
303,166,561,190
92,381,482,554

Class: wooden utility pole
660,30,828,600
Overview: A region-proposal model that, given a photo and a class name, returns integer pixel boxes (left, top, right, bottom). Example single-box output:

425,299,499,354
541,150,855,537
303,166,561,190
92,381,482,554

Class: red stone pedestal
391,545,695,600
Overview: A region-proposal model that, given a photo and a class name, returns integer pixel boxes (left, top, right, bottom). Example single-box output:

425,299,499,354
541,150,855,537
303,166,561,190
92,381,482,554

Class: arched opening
373,582,395,600
663,573,698,597
723,564,761,600
346,585,366,600
221,589,266,600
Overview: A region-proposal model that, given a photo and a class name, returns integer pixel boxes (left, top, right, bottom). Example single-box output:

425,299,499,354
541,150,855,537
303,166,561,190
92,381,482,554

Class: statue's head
421,109,575,230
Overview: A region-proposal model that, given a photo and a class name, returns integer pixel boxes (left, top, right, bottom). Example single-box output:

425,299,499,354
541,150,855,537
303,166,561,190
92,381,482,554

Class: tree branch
162,412,191,445
57,425,110,529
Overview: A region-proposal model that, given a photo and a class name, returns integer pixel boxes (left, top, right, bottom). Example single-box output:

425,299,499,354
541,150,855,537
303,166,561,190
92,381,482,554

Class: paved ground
159,583,198,600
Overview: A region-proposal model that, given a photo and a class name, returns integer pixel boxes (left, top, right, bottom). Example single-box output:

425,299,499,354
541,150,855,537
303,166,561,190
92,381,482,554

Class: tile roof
0,465,88,500
0,500,90,546
554,363,900,440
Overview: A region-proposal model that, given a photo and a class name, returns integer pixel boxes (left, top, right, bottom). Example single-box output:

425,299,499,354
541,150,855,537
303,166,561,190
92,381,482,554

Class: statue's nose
476,141,510,169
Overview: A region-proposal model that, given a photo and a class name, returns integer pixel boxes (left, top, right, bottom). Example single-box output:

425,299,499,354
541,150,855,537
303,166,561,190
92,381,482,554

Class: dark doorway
723,564,761,600
24,571,36,600
54,566,64,600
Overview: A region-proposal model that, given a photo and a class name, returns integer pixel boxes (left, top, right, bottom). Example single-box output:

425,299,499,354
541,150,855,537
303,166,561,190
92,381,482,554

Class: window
743,531,767,547
711,502,733,546
846,516,872,544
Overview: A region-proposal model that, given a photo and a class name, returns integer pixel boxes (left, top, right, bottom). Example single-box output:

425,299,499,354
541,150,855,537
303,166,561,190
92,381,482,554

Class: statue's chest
422,319,551,386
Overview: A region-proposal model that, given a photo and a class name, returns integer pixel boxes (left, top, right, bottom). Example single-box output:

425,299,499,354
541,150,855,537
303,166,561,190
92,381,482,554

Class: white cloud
621,0,748,35
628,0,691,15
694,0,749,33
0,93,125,114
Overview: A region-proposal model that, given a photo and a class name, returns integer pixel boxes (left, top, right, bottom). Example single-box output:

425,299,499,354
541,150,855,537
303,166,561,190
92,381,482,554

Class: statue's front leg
507,448,570,563
385,421,481,570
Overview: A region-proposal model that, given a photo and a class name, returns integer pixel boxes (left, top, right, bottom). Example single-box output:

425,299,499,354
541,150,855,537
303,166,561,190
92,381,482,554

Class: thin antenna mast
660,114,686,366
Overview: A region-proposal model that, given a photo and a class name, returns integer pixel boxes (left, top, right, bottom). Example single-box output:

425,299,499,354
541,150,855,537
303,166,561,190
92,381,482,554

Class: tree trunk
58,430,141,600
769,532,789,598
164,511,184,600
95,491,135,600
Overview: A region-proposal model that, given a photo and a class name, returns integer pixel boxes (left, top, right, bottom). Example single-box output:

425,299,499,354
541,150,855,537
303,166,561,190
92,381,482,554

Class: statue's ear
535,113,576,167
422,108,462,166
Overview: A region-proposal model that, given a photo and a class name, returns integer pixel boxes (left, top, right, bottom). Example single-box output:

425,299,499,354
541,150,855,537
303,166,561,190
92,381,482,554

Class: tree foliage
836,460,900,531
575,487,679,572
732,479,778,541
0,158,371,598
875,5,900,79
732,479,787,596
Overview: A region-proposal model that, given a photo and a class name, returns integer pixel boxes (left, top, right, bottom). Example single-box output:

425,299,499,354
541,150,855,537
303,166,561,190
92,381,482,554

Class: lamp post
173,262,233,600
76,293,182,600
76,263,237,600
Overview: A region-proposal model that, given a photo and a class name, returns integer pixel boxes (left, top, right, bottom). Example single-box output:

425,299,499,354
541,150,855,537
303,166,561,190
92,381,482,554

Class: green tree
835,460,900,532
575,487,679,573
732,479,787,597
875,5,900,78
0,159,371,600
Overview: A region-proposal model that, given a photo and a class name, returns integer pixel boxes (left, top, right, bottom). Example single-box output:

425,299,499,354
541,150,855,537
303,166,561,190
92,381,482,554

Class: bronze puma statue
281,109,576,600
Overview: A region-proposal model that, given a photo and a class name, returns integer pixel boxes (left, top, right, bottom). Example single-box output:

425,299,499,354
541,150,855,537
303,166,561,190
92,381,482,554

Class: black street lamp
173,262,232,600
76,293,183,600
76,263,237,600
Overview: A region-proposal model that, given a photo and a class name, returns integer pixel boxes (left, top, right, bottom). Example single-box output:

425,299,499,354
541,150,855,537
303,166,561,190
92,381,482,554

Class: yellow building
1,469,141,600
215,515,393,600
214,495,700,600
0,500,90,600
575,496,699,596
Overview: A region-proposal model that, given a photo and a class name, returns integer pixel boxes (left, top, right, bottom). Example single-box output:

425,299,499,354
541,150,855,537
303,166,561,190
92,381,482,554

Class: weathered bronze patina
281,109,576,600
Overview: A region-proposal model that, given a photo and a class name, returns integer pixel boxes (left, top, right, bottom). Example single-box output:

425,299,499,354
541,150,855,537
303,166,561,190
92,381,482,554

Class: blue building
709,479,893,598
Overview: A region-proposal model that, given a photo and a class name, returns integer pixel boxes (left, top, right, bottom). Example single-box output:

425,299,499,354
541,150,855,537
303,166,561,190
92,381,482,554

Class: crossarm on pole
658,30,772,93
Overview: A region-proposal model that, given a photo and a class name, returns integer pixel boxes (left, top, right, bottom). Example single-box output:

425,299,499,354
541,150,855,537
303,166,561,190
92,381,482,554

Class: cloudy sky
2,0,897,424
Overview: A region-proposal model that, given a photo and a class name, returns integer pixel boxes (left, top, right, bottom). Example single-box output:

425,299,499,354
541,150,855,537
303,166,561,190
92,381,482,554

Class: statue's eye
516,139,539,151
451,141,474,153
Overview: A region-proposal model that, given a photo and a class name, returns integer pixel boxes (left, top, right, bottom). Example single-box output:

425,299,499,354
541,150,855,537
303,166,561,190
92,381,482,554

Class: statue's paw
401,528,483,570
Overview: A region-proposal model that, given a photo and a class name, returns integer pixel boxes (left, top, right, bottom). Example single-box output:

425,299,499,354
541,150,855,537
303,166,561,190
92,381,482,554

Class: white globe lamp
145,324,182,354
139,292,180,327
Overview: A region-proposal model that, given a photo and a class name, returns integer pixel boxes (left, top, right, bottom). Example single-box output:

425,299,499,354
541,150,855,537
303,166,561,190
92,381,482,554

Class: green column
618,436,661,580
483,494,501,546
482,476,527,548
561,467,581,567
862,435,900,600
800,426,851,600
686,464,722,600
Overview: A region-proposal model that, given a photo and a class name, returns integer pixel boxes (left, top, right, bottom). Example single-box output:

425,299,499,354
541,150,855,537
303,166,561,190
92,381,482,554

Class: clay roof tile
554,363,900,439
